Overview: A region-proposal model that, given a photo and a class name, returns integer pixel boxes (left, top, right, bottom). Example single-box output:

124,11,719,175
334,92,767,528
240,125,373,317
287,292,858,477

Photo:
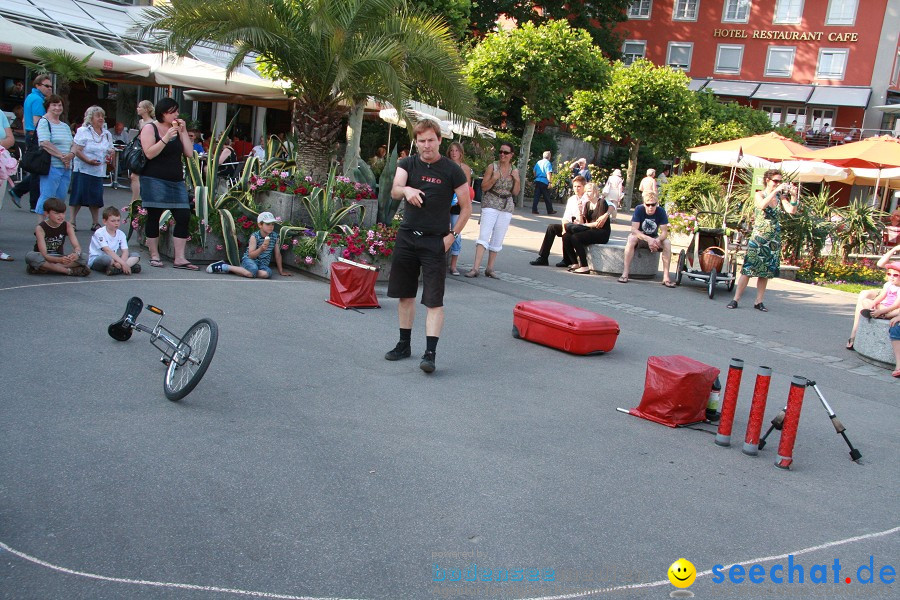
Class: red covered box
629,355,719,427
512,300,619,355
326,258,380,309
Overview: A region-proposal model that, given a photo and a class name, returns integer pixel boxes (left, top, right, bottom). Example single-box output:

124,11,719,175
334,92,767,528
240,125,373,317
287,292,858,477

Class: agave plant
780,188,838,263
376,147,401,224
833,200,886,259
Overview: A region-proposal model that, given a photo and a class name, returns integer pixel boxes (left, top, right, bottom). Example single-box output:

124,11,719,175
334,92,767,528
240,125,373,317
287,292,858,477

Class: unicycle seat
108,296,144,341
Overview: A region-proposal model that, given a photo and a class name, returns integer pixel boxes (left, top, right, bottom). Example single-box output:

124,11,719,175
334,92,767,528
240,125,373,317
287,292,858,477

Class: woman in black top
568,182,616,273
139,98,195,269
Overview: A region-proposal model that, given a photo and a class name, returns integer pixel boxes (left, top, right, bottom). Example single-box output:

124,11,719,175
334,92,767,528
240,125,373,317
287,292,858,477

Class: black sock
426,336,438,353
399,329,412,345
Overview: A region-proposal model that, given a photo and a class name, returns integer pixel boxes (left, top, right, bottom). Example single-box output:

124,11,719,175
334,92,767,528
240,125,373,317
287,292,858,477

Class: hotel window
786,107,807,130
723,0,751,23
673,0,699,21
628,0,652,19
764,46,796,77
773,0,803,24
715,45,744,74
667,42,694,71
826,0,857,25
817,49,848,79
810,108,835,132
760,105,784,126
623,41,647,66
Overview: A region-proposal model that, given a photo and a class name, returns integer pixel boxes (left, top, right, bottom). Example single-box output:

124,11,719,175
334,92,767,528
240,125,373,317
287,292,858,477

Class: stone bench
586,240,660,279
853,315,895,369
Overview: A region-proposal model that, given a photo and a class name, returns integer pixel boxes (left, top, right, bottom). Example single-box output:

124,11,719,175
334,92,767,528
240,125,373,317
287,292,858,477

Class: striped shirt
37,118,73,169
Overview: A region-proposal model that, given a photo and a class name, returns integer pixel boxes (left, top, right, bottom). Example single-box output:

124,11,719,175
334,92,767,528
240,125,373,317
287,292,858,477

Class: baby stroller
674,211,737,299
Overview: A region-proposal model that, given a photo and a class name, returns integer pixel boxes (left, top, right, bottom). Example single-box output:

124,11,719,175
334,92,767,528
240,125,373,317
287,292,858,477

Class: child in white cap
206,211,291,278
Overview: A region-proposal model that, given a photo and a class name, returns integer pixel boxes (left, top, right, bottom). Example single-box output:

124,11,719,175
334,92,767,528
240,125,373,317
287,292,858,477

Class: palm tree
19,48,103,123
137,0,474,180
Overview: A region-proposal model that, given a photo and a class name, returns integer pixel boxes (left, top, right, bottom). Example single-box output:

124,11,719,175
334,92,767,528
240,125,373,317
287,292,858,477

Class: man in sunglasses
13,75,54,211
619,191,673,286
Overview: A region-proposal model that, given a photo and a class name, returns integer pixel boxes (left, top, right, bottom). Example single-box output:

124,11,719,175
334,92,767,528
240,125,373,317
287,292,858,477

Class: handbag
21,123,51,175
123,134,147,174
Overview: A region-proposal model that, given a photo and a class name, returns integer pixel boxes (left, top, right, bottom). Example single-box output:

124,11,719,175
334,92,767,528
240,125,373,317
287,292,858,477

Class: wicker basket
699,246,725,272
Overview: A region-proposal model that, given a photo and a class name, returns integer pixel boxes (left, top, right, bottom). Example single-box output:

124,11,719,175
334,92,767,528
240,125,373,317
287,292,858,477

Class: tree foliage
414,0,472,40
468,0,632,58
568,59,699,206
138,0,473,179
691,91,773,147
465,20,610,204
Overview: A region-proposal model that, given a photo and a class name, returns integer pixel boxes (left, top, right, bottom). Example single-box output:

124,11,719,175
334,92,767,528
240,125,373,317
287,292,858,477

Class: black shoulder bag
123,124,152,174
21,118,52,176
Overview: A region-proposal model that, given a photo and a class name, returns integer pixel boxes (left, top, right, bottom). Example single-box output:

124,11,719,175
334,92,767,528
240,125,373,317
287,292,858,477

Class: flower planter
339,198,377,229
155,231,228,264
296,246,391,282
778,265,800,281
256,190,311,225
669,232,692,250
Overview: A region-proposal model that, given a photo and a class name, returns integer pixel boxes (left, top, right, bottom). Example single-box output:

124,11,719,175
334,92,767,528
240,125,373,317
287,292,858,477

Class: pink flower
216,244,224,251
292,238,299,246
281,244,288,250
131,218,139,228
304,256,314,265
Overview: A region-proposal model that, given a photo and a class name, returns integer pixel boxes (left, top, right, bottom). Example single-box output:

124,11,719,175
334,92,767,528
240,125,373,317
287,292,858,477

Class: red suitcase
513,300,619,355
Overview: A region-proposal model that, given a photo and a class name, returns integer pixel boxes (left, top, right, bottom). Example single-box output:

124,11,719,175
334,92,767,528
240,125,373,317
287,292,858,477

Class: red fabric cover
513,301,619,355
326,259,380,309
630,355,720,427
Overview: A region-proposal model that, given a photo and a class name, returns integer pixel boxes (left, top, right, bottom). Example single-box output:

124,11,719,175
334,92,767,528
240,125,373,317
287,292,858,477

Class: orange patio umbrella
688,131,809,162
793,136,900,210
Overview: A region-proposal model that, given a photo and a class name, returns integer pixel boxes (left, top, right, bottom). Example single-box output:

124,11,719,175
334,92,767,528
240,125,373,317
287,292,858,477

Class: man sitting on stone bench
529,176,587,267
619,191,673,287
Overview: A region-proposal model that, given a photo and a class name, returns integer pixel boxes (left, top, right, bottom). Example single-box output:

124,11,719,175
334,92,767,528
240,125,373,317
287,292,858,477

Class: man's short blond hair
412,119,442,139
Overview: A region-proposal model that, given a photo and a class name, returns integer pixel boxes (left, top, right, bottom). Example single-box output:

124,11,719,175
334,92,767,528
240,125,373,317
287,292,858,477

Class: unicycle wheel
164,318,218,401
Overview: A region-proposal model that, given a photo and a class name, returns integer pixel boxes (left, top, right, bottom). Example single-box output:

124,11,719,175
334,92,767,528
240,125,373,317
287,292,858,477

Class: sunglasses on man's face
644,202,658,207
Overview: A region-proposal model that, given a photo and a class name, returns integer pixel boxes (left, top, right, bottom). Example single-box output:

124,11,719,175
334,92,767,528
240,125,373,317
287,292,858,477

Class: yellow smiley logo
668,558,696,588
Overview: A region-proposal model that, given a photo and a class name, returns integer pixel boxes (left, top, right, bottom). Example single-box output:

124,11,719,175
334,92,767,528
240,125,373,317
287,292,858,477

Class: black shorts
387,228,447,308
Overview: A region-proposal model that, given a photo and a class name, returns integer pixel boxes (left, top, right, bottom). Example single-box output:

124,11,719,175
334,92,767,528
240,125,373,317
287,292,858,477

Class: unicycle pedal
108,296,144,341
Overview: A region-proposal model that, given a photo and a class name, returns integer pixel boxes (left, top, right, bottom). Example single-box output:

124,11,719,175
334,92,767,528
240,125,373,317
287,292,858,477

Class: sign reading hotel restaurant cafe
713,29,859,42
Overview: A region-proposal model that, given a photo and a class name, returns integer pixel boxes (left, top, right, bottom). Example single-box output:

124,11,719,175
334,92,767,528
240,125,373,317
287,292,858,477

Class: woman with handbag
70,105,114,231
130,100,155,204
35,95,74,218
139,97,196,269
466,142,519,278
0,110,16,261
567,182,617,274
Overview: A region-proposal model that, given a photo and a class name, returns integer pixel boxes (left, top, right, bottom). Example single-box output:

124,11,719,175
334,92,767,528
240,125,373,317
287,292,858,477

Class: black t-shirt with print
398,155,466,234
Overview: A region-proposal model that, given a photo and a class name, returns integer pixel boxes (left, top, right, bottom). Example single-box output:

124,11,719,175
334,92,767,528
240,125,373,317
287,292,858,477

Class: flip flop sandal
893,369,900,378
485,269,499,278
846,338,855,350
172,263,199,271
661,281,676,288
149,258,165,268
617,276,628,283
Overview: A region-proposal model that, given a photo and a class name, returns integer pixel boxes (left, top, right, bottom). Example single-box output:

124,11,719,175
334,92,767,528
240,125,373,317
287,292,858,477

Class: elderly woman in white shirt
70,105,114,231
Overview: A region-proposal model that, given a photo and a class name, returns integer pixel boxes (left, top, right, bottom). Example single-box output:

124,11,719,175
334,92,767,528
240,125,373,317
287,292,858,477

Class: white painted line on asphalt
0,279,299,293
2,525,898,599
0,541,360,599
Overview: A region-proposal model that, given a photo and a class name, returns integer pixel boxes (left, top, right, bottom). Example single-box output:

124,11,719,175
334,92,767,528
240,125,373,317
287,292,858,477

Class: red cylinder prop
742,366,772,456
715,358,745,447
775,376,808,470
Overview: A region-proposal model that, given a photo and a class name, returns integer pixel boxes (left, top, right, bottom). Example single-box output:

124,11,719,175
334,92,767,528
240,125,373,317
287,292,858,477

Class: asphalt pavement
1,186,897,600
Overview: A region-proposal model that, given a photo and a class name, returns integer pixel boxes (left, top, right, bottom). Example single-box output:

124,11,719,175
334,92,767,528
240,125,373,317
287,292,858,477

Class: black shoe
419,351,436,373
555,260,568,268
385,342,411,361
531,210,540,214
860,308,872,320
548,210,558,215
530,257,549,266
130,263,142,274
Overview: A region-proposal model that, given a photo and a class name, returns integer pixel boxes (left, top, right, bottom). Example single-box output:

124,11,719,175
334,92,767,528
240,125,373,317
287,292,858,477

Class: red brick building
616,0,900,136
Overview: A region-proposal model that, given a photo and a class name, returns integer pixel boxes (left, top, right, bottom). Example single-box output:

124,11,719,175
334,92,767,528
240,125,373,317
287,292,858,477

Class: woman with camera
727,169,799,311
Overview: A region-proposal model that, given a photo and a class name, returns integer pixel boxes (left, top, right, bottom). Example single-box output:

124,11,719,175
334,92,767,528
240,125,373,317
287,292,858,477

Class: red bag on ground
326,258,380,309
630,355,719,427
513,301,619,355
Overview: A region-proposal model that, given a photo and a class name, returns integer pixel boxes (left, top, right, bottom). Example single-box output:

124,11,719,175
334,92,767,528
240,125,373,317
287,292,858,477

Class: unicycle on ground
108,296,218,401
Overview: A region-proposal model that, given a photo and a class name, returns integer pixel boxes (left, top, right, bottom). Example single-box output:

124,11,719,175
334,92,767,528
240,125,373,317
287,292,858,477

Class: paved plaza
0,188,897,599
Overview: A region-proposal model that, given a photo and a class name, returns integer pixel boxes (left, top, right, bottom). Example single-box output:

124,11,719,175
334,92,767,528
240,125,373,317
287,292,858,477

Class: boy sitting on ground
206,211,291,279
88,206,141,275
25,197,89,276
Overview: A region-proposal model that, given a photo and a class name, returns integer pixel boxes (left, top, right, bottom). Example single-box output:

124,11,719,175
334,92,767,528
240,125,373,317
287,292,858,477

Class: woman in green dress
727,169,799,312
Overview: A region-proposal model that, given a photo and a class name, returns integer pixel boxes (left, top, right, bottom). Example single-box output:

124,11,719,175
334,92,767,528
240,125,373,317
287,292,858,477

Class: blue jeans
36,166,72,214
241,256,271,277
449,214,462,256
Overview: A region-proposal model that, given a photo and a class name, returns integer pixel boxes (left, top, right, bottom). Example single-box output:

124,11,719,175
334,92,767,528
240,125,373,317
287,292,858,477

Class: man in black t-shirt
385,119,471,373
